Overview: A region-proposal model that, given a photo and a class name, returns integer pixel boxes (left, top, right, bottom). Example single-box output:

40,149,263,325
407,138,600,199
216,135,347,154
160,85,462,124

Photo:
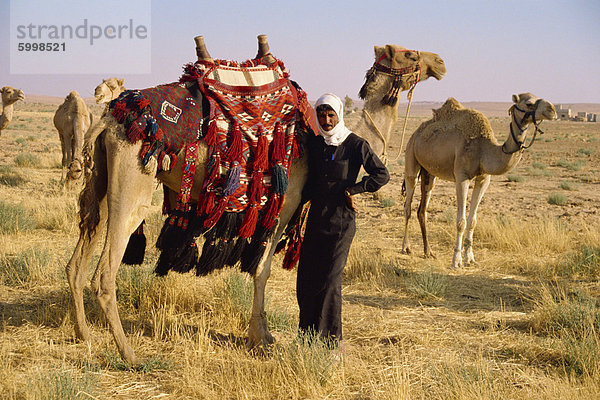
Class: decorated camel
65,35,446,364
0,86,25,136
53,91,93,183
401,94,557,269
94,77,126,106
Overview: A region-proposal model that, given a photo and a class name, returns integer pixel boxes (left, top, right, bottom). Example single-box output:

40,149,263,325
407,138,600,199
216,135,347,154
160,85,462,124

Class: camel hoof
424,251,436,259
401,248,411,255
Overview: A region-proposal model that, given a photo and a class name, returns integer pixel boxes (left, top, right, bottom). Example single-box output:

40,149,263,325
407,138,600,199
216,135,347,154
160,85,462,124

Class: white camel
401,94,557,269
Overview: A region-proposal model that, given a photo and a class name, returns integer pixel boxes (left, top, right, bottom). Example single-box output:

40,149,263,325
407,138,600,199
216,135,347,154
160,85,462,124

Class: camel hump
433,97,464,121
418,97,496,142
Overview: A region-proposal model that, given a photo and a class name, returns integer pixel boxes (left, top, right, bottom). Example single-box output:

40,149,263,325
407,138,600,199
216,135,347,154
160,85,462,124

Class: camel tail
78,118,109,239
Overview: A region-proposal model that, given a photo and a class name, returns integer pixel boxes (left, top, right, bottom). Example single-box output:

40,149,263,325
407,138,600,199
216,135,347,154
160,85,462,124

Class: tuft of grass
577,148,594,156
407,267,448,299
532,162,547,170
32,368,99,400
0,247,53,286
559,181,577,191
506,174,525,183
116,264,156,311
379,197,395,208
0,165,27,186
557,159,585,171
14,152,42,168
530,285,600,376
0,200,35,233
547,192,568,205
276,332,336,387
550,245,600,278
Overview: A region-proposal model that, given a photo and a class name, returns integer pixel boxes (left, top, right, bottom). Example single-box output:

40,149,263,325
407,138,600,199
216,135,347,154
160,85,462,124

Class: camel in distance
66,35,446,364
53,91,93,184
0,86,25,136
401,94,557,269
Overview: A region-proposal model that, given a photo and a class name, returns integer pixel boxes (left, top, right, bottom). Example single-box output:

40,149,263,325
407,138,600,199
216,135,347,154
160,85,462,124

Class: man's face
317,109,339,132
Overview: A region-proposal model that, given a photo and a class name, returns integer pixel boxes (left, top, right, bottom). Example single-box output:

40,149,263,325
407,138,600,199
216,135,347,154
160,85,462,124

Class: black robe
297,132,389,342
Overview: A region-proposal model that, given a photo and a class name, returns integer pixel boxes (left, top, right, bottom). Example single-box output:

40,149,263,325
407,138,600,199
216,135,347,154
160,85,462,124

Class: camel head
359,44,446,106
1,86,25,105
94,78,125,104
510,93,557,124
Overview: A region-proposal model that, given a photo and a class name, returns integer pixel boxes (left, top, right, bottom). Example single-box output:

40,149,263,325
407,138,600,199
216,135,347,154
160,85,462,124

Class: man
297,93,389,347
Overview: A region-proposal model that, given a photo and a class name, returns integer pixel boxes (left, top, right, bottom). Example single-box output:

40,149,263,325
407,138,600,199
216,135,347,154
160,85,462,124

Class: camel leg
248,156,306,347
401,172,418,255
59,131,69,182
66,137,109,341
417,170,436,258
464,175,490,265
90,137,154,365
451,178,470,269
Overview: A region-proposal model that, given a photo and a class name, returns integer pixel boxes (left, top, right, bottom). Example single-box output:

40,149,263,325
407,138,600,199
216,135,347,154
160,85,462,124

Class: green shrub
506,174,524,182
379,197,396,208
0,247,52,286
0,200,35,233
532,162,547,170
407,267,448,299
0,165,27,186
559,181,577,191
557,159,585,171
577,148,594,156
14,152,42,168
547,193,567,205
32,368,99,400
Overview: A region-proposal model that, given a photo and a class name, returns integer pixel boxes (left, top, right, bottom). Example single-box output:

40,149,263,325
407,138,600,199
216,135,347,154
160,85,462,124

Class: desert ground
0,97,599,399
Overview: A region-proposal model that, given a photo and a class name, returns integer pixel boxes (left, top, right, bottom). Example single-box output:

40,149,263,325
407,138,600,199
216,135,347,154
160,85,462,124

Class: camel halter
502,99,546,154
361,50,422,164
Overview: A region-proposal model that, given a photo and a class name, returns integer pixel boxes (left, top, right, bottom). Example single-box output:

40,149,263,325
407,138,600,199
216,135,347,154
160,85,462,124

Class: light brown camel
94,77,125,105
401,94,557,269
54,91,93,183
66,36,446,364
0,86,25,136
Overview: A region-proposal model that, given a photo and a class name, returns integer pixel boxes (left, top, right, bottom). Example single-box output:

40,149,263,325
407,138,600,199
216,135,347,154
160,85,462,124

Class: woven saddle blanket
109,57,315,237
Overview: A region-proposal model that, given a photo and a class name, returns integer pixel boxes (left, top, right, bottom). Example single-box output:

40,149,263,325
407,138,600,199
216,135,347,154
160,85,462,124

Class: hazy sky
1,0,599,104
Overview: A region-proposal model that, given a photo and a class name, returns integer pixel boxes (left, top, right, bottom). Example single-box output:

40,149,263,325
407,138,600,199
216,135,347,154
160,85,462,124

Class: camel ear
374,45,385,59
118,78,124,86
385,44,395,61
0,87,5,94
512,94,520,104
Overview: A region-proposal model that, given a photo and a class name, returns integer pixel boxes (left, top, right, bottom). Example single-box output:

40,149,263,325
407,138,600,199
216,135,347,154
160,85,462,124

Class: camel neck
352,102,397,159
483,119,529,175
0,103,13,130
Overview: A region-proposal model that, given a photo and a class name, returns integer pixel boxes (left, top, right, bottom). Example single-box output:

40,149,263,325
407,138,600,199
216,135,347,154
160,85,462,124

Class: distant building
587,113,597,122
555,104,572,120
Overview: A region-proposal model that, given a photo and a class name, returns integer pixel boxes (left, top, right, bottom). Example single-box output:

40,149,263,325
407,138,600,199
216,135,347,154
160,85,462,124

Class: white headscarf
315,93,352,146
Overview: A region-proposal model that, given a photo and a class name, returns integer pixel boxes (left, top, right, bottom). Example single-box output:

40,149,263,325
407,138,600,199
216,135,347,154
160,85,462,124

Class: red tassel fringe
205,119,218,147
271,123,285,164
262,194,283,229
239,205,258,238
254,134,269,172
225,123,243,163
203,196,228,228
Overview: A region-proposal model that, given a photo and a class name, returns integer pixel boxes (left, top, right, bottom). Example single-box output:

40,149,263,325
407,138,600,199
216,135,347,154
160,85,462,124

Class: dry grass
0,103,599,398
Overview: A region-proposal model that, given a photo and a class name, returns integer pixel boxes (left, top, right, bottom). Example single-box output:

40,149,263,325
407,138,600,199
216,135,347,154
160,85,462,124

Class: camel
401,94,557,269
94,77,126,105
0,86,25,136
53,91,93,183
65,35,446,364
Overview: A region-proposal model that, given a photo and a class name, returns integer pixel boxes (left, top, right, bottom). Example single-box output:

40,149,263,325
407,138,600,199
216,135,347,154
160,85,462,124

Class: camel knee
456,217,466,233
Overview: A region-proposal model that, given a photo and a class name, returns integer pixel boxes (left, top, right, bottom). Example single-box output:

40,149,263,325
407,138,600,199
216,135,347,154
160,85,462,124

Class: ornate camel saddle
109,55,316,276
